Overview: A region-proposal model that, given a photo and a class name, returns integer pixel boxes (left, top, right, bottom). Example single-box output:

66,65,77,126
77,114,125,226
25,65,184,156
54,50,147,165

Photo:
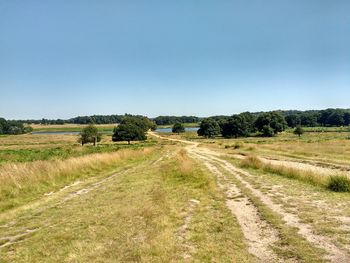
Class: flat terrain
0,130,349,262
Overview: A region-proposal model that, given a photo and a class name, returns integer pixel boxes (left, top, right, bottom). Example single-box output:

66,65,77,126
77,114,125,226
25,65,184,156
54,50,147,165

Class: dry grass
0,148,154,211
0,148,252,262
241,155,329,186
240,155,350,192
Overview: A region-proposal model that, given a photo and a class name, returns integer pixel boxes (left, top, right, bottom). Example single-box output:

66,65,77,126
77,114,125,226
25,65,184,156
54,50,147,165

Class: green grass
0,148,252,262
0,141,155,164
328,175,350,192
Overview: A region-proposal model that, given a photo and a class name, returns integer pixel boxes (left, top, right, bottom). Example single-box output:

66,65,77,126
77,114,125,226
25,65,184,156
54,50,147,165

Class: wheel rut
188,145,350,263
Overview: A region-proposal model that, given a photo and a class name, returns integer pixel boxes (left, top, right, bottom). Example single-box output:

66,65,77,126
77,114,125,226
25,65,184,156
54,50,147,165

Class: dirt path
150,132,350,262
191,150,282,262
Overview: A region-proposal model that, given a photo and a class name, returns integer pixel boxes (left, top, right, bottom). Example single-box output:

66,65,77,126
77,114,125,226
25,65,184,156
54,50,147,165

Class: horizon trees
254,111,287,136
0,118,33,135
197,118,221,138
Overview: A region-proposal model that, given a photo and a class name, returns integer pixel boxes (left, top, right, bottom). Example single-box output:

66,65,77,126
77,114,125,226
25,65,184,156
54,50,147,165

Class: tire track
189,146,349,263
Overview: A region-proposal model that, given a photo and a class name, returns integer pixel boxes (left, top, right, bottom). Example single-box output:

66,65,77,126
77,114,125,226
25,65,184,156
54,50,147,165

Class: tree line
14,109,350,127
197,111,290,138
0,118,33,135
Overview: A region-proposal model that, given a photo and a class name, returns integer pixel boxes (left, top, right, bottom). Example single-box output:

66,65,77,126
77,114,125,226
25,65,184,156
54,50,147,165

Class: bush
172,123,185,133
262,125,274,137
327,176,350,192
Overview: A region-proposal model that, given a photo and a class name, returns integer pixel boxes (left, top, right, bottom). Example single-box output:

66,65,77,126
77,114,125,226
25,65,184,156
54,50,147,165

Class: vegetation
197,118,221,138
294,126,304,137
254,111,287,136
0,118,32,135
78,124,101,146
172,122,185,133
0,147,155,212
222,114,250,138
327,176,350,192
111,116,153,144
153,115,200,125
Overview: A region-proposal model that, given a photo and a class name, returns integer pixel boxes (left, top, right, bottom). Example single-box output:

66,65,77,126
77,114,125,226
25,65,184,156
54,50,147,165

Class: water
155,127,199,133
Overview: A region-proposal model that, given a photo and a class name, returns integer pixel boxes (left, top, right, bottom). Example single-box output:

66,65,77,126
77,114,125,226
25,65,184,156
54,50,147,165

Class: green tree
112,123,146,144
121,116,156,132
262,125,274,137
285,114,301,128
172,123,185,133
79,124,101,146
197,118,221,138
254,111,287,136
222,115,250,138
294,126,304,137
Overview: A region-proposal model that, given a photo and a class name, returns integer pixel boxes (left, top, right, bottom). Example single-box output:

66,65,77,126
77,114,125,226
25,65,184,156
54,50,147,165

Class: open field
0,129,349,262
31,124,117,132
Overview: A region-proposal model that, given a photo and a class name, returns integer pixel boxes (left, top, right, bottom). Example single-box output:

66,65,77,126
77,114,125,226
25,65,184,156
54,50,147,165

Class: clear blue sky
1,1,349,119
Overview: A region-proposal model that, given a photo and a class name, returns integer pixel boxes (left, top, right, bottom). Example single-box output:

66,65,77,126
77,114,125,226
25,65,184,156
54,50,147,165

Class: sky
0,0,349,119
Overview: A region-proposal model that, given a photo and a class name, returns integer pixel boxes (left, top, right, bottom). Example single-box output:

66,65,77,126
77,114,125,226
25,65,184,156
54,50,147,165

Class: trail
150,131,350,262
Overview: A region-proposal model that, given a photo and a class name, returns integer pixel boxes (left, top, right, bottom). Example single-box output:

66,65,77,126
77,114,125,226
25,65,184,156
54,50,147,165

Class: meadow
0,128,349,262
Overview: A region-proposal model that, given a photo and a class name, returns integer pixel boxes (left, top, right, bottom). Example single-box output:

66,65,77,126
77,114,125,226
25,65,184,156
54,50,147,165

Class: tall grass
240,155,350,192
0,148,154,211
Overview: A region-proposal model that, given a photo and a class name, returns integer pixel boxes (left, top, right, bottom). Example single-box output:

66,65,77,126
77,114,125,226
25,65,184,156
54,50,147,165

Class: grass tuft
240,155,332,190
327,175,350,192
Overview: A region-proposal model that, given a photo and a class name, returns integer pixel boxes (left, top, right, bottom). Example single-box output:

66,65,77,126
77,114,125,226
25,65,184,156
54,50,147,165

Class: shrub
172,123,185,133
327,176,350,192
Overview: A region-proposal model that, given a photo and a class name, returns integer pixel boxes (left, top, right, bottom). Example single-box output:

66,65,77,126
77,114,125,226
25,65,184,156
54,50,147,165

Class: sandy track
149,132,350,262
188,145,350,262
190,150,282,262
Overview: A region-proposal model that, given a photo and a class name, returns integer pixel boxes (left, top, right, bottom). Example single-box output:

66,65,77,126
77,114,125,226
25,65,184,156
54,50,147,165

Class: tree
79,124,101,146
222,115,250,138
112,123,146,144
120,116,156,132
285,114,301,128
197,118,221,138
262,125,274,137
254,111,287,136
172,123,185,133
294,126,304,137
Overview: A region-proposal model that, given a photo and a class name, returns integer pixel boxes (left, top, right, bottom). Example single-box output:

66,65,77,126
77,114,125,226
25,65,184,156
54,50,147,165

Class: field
0,129,349,262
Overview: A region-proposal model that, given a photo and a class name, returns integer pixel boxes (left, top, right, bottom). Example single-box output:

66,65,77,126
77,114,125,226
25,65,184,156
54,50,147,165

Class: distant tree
79,124,101,146
344,112,350,126
197,118,221,138
285,114,301,128
112,123,146,144
172,123,185,133
121,116,156,132
238,112,256,133
300,112,318,127
254,111,287,136
262,125,274,137
222,115,250,138
294,126,304,137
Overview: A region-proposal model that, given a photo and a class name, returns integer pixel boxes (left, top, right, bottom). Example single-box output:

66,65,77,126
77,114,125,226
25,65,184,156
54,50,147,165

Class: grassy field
0,129,349,262
31,124,116,132
0,135,252,262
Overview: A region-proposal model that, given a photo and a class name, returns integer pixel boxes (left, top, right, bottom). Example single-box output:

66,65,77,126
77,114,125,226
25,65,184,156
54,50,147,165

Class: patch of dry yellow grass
0,148,154,211
240,155,330,187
